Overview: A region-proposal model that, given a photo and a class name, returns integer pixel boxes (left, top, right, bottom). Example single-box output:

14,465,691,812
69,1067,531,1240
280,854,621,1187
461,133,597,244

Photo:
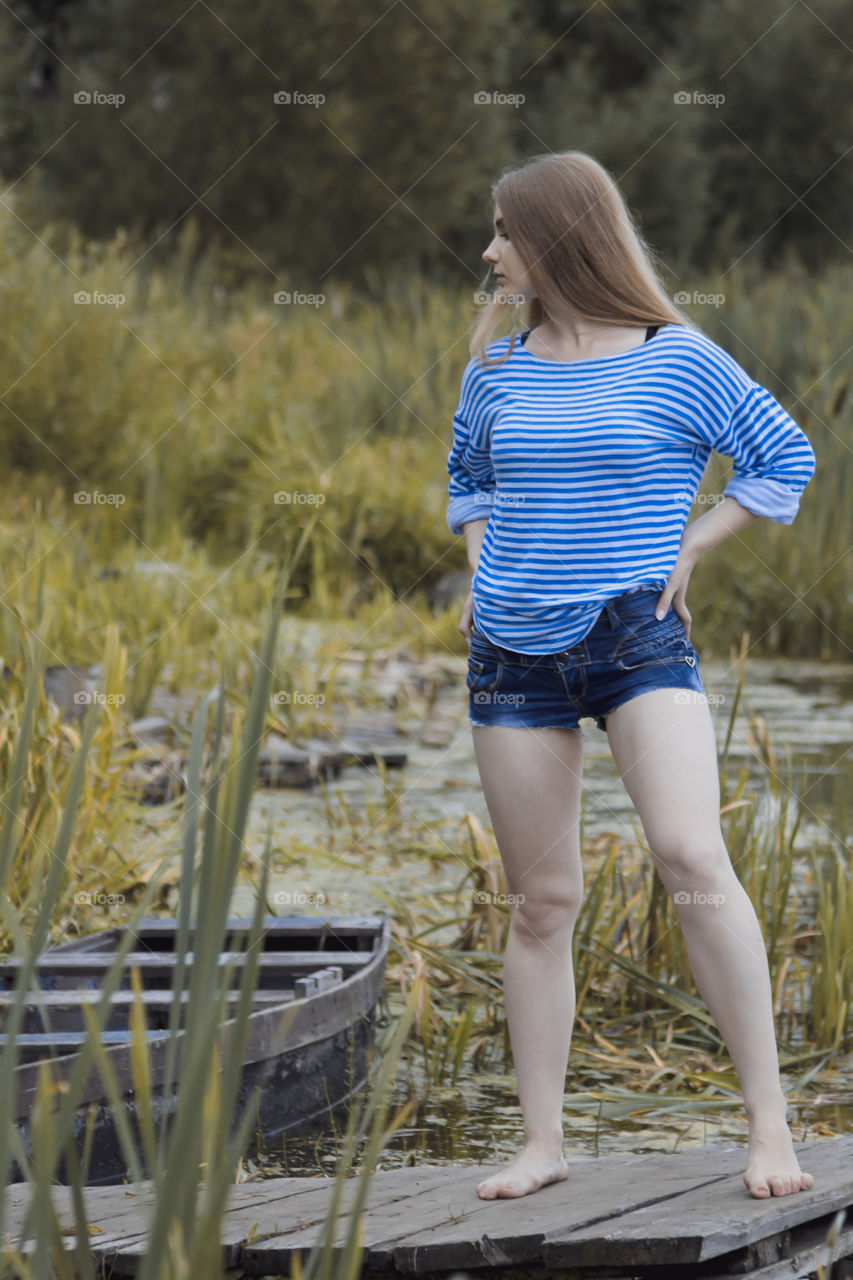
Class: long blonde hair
471,151,696,367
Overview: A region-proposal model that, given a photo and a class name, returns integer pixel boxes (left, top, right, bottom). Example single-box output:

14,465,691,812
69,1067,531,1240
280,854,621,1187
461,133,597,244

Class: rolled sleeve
687,341,817,526
714,383,816,524
447,492,494,535
723,476,801,524
446,359,499,535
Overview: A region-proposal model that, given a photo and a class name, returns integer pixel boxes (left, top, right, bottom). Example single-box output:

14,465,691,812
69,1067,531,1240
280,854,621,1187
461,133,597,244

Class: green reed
0,523,416,1280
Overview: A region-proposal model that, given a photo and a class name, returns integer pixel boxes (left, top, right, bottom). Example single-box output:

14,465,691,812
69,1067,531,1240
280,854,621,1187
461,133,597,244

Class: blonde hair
470,151,696,367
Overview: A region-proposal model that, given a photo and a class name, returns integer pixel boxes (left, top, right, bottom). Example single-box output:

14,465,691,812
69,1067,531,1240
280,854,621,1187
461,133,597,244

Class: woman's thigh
471,725,584,901
604,689,729,885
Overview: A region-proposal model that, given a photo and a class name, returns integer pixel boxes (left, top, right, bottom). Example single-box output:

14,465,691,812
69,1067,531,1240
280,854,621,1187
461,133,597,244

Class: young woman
446,151,816,1202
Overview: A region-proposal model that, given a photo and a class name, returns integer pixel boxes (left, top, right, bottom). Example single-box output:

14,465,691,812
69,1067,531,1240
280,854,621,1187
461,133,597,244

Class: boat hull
1,915,390,1185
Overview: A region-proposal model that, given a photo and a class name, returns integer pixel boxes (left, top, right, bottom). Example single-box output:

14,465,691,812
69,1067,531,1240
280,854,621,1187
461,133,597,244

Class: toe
743,1171,770,1198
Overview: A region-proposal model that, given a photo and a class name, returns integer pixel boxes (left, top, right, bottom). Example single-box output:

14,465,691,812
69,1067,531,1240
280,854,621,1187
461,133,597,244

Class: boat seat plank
10,1030,175,1048
0,989,298,1009
0,950,373,977
43,916,386,955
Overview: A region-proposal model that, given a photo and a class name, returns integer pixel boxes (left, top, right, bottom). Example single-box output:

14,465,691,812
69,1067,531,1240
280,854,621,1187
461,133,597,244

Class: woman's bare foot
476,1139,569,1200
743,1105,815,1198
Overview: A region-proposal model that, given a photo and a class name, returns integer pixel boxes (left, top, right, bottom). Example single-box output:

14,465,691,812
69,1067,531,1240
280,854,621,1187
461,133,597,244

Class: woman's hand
458,587,474,642
655,546,698,639
655,498,760,640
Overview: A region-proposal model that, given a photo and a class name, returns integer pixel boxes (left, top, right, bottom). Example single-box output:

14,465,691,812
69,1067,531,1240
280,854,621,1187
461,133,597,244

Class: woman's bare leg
605,689,814,1198
471,724,584,1199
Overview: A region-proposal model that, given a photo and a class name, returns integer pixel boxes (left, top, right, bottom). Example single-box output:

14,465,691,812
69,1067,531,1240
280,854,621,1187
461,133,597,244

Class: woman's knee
647,832,731,891
510,882,583,941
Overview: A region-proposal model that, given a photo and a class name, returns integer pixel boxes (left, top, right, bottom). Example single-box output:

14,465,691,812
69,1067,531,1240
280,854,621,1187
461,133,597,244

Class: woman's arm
456,517,489,641
655,497,759,634
462,518,489,573
446,363,499,535
660,348,816,637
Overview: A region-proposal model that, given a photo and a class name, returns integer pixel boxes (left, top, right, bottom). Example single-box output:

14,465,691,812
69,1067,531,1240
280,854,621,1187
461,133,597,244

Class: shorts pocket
611,614,696,671
466,655,504,699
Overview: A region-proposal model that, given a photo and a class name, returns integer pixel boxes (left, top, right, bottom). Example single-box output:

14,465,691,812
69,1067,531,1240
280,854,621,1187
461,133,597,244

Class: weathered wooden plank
0,950,373,979
2,976,343,1041
2,1174,333,1262
12,1030,172,1049
5,1139,853,1279
238,1146,742,1274
367,1146,746,1274
542,1136,853,1268
101,1167,486,1275
4,1168,473,1275
43,915,385,955
237,1170,486,1273
700,1215,853,1280
0,988,296,1010
2,1181,159,1260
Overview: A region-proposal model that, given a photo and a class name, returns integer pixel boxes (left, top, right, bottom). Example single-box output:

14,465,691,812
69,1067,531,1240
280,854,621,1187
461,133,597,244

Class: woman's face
482,204,537,301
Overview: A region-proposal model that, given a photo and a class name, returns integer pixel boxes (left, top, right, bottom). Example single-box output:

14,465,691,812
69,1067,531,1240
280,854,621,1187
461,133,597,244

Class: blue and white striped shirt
446,323,816,653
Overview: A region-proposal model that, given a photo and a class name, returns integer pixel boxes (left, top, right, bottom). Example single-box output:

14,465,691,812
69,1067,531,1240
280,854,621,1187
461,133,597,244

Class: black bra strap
522,325,660,346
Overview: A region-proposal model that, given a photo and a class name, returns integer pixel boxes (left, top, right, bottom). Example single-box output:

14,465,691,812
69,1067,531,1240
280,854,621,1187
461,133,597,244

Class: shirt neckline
516,324,669,366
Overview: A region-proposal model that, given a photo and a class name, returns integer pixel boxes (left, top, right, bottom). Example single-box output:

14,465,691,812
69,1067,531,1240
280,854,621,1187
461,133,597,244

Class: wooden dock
3,1135,853,1278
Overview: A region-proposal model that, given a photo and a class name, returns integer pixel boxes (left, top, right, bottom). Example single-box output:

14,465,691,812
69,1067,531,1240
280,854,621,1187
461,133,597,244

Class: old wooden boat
0,913,390,1185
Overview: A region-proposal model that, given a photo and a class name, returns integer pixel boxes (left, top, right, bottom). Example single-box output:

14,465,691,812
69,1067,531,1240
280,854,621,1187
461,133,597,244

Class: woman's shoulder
470,332,518,365
458,334,519,391
662,323,755,392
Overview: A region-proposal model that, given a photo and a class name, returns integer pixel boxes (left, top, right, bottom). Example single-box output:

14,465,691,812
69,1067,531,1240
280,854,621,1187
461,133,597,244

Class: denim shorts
467,587,706,732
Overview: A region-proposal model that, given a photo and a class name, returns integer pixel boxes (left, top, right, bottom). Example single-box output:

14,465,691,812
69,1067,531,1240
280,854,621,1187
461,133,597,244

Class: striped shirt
446,322,816,653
